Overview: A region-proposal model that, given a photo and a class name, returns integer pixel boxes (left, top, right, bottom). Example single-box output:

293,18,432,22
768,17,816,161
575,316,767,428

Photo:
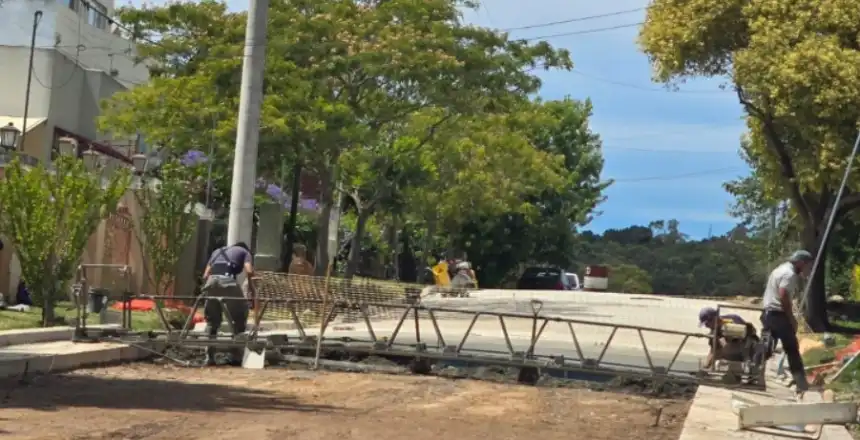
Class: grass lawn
0,301,167,332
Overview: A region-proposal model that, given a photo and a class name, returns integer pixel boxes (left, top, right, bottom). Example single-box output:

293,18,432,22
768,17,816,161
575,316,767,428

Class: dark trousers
761,310,805,375
202,275,249,361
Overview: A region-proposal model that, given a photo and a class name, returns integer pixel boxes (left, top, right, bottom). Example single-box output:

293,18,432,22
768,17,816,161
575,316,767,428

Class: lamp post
131,153,148,174
81,148,101,171
0,122,21,150
56,136,78,157
130,153,149,189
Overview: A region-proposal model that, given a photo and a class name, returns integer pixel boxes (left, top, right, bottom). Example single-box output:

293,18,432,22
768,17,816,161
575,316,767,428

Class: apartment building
0,0,149,164
0,0,155,300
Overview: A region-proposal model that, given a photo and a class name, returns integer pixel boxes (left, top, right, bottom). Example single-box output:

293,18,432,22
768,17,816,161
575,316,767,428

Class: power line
603,145,737,154
570,70,730,94
522,22,643,41
612,167,741,183
502,7,645,32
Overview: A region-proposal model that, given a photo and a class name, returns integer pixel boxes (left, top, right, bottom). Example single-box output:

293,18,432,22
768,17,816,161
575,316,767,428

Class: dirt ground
0,363,691,440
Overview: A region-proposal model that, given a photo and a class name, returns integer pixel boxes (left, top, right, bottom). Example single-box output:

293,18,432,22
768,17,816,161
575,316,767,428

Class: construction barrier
252,272,430,325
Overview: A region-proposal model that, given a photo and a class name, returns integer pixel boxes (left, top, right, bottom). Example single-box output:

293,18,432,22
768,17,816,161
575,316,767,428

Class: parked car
565,272,581,290
515,266,575,290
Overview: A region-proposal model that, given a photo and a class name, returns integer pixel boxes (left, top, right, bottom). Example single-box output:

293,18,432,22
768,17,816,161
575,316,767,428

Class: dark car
515,266,574,290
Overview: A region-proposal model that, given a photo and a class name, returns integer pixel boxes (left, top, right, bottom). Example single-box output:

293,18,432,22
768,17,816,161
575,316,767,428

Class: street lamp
56,137,78,157
81,148,101,171
131,154,148,174
0,122,21,150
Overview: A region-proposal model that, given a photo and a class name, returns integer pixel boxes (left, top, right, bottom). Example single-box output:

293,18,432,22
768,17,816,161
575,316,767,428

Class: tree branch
735,86,814,225
832,192,860,224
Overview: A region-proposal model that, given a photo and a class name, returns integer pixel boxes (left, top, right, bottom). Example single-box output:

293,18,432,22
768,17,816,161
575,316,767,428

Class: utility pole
226,0,269,245
21,11,43,150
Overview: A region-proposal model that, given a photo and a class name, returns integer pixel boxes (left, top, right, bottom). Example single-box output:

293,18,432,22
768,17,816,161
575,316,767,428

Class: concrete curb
0,343,149,379
0,325,121,347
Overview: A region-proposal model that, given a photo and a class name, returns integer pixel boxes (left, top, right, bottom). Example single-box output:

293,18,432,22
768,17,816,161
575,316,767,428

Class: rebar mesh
252,272,430,325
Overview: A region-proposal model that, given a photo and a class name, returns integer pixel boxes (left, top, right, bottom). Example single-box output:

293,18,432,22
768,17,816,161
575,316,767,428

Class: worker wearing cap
698,307,750,369
761,250,813,391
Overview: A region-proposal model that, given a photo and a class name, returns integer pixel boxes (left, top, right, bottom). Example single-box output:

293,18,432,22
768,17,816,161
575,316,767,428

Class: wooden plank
739,402,858,429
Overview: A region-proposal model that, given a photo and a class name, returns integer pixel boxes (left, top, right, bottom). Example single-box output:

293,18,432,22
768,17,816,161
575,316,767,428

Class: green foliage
132,161,205,296
639,0,860,330
100,0,575,271
568,221,761,296
0,156,130,326
608,264,652,294
444,98,610,286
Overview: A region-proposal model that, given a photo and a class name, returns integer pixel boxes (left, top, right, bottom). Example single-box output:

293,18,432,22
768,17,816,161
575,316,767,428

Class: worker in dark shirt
699,307,756,369
201,241,256,365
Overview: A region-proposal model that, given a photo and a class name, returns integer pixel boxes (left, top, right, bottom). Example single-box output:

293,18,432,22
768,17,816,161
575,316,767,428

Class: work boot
792,372,809,392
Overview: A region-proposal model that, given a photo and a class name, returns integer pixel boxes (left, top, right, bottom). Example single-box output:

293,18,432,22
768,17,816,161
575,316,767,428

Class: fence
252,272,431,325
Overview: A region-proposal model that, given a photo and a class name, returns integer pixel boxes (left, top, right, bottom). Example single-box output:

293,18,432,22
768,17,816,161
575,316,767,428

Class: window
87,1,108,30
65,0,77,11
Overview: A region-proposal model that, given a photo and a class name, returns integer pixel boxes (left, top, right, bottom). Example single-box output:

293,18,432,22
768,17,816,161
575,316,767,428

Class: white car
565,272,581,290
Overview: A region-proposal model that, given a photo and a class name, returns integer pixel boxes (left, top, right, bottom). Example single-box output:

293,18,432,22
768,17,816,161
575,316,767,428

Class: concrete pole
226,0,269,245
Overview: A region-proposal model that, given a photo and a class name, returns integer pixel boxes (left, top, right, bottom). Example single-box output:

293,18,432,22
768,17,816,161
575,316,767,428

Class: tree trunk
283,162,302,270
344,210,369,279
42,287,56,327
314,171,334,276
801,225,831,332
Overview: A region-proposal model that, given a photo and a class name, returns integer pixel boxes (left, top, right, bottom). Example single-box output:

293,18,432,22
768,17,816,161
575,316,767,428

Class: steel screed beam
75,294,766,391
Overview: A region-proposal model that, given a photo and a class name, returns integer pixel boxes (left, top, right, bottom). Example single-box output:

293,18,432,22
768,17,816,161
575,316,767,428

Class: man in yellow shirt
432,258,450,286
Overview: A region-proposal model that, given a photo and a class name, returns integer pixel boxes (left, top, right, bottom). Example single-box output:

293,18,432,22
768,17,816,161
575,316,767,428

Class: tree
639,0,860,331
99,0,573,274
132,154,206,296
609,264,652,294
0,156,130,326
445,98,610,286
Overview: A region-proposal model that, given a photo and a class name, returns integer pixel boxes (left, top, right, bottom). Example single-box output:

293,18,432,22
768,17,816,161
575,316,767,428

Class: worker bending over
698,307,758,369
201,241,256,365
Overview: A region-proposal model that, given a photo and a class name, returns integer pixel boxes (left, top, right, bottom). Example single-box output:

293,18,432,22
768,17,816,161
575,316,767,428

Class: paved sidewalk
679,367,854,440
0,340,146,379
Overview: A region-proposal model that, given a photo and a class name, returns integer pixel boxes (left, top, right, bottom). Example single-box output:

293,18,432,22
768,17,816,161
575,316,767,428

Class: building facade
0,0,148,163
0,0,151,299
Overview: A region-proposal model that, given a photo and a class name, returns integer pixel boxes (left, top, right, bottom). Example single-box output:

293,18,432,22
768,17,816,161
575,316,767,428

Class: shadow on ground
0,371,339,413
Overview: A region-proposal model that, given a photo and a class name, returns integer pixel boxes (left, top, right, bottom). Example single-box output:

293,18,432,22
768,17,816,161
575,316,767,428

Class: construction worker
431,256,451,287
698,307,756,369
288,244,314,276
761,250,812,391
201,241,256,365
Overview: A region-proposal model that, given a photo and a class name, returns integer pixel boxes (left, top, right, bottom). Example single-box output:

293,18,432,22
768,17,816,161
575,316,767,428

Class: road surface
259,289,762,375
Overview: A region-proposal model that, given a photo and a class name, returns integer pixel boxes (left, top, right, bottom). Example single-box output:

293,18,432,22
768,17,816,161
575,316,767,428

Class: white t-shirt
762,261,800,312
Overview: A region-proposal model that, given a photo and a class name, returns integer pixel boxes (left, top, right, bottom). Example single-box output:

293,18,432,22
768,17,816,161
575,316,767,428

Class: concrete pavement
680,365,854,440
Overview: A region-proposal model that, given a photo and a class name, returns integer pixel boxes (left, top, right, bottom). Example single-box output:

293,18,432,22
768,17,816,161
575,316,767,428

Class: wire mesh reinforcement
252,273,431,325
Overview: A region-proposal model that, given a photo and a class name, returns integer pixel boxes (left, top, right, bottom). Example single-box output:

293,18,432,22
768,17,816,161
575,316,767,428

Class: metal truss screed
73,292,767,390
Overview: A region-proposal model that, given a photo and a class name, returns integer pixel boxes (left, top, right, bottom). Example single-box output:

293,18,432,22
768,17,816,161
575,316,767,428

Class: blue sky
131,0,749,239
458,0,749,238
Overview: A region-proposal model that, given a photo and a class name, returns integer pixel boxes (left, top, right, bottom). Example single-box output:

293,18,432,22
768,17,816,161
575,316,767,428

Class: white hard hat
456,261,470,270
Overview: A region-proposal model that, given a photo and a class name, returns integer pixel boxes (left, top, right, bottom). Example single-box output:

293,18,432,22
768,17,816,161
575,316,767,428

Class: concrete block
0,342,149,379
738,401,858,429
